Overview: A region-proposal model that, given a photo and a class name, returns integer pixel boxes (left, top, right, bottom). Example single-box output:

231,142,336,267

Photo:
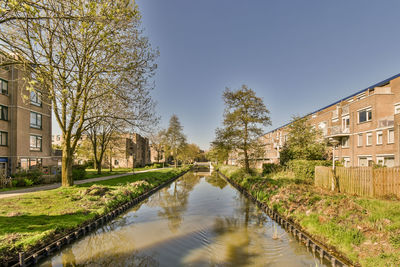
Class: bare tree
0,0,157,185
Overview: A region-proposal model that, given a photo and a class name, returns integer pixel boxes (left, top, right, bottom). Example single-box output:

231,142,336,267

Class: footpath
0,168,169,199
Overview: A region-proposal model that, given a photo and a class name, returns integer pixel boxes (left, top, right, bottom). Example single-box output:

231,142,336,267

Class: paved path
0,168,170,199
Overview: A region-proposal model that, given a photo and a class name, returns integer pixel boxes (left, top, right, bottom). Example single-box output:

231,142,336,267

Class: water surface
40,172,325,266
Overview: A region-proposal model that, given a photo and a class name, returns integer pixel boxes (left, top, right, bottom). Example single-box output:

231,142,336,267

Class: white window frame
358,155,373,167
388,129,395,144
366,132,373,146
395,103,400,115
341,136,349,148
358,134,363,147
342,115,350,132
358,107,372,123
376,131,383,145
343,157,350,167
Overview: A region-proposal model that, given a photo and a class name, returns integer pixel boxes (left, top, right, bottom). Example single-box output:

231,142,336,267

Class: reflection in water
40,172,326,267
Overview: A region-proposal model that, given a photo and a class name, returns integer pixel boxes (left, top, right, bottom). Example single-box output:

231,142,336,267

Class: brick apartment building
59,132,152,168
263,73,400,168
0,64,56,176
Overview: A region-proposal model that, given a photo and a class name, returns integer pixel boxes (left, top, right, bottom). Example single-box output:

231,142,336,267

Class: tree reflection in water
154,173,200,232
205,172,227,189
39,172,326,267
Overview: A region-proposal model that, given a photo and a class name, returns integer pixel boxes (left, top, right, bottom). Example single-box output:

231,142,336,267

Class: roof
264,72,400,135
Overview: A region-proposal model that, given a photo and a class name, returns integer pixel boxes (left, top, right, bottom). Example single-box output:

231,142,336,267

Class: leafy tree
179,143,201,164
214,85,271,173
279,116,327,165
165,115,186,168
0,1,158,185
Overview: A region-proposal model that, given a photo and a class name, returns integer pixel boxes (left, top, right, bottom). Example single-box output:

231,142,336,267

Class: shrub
72,165,87,180
24,178,34,186
287,159,331,181
26,169,43,185
262,163,281,176
12,178,26,187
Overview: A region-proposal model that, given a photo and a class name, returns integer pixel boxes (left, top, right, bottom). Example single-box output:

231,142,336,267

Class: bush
26,169,43,185
72,165,87,180
262,163,281,176
24,178,34,186
287,160,331,181
12,178,27,187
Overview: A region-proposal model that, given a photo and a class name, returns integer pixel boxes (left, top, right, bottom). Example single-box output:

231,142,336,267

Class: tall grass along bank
218,165,400,267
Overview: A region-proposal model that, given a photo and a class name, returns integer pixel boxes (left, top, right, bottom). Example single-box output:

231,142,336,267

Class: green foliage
72,165,87,180
13,169,43,185
262,163,281,176
213,85,271,172
165,115,187,167
24,178,34,187
280,116,327,165
287,159,331,181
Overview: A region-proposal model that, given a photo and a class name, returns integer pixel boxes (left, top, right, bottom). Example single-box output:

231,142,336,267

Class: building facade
263,73,400,167
0,64,56,176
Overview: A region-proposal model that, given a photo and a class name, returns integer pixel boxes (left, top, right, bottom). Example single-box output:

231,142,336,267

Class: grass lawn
0,167,189,264
218,165,400,267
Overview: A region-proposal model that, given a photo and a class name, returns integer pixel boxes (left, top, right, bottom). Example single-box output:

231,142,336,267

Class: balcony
378,116,394,128
326,126,351,138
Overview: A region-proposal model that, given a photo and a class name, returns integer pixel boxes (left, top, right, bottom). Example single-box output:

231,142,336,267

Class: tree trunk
174,150,177,168
109,149,112,172
243,148,250,173
61,147,74,186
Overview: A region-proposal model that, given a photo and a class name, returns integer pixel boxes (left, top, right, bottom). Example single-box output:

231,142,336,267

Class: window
358,134,363,147
395,104,400,114
0,105,7,121
376,155,395,167
359,156,373,167
388,129,395,144
30,91,42,106
342,137,349,148
376,131,383,145
366,132,372,146
0,131,7,146
385,156,395,167
0,79,8,95
358,108,372,123
30,112,42,129
20,158,42,170
30,135,42,151
342,115,350,132
343,157,350,167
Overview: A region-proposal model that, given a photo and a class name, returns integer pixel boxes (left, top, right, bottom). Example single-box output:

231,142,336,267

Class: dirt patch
83,185,110,197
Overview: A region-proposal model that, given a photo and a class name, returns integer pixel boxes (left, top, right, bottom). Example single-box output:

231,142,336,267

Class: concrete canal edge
217,170,353,267
7,169,191,267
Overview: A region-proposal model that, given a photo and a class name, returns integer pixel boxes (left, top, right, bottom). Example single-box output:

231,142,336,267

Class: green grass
83,168,133,180
218,165,400,267
0,167,189,263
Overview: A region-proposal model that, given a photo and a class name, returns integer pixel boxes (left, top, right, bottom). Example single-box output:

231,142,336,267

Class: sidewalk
0,168,169,199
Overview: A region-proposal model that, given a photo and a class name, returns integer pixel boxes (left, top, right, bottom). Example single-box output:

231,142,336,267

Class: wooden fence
315,166,400,198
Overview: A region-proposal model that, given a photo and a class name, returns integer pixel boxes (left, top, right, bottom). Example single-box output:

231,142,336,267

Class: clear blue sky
54,1,400,150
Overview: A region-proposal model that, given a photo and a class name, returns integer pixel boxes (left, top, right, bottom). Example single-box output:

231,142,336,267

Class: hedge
287,159,331,181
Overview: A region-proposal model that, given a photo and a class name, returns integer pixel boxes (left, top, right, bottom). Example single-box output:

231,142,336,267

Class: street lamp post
329,138,340,191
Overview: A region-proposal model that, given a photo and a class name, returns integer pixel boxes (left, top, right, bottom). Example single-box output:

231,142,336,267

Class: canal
39,171,326,266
